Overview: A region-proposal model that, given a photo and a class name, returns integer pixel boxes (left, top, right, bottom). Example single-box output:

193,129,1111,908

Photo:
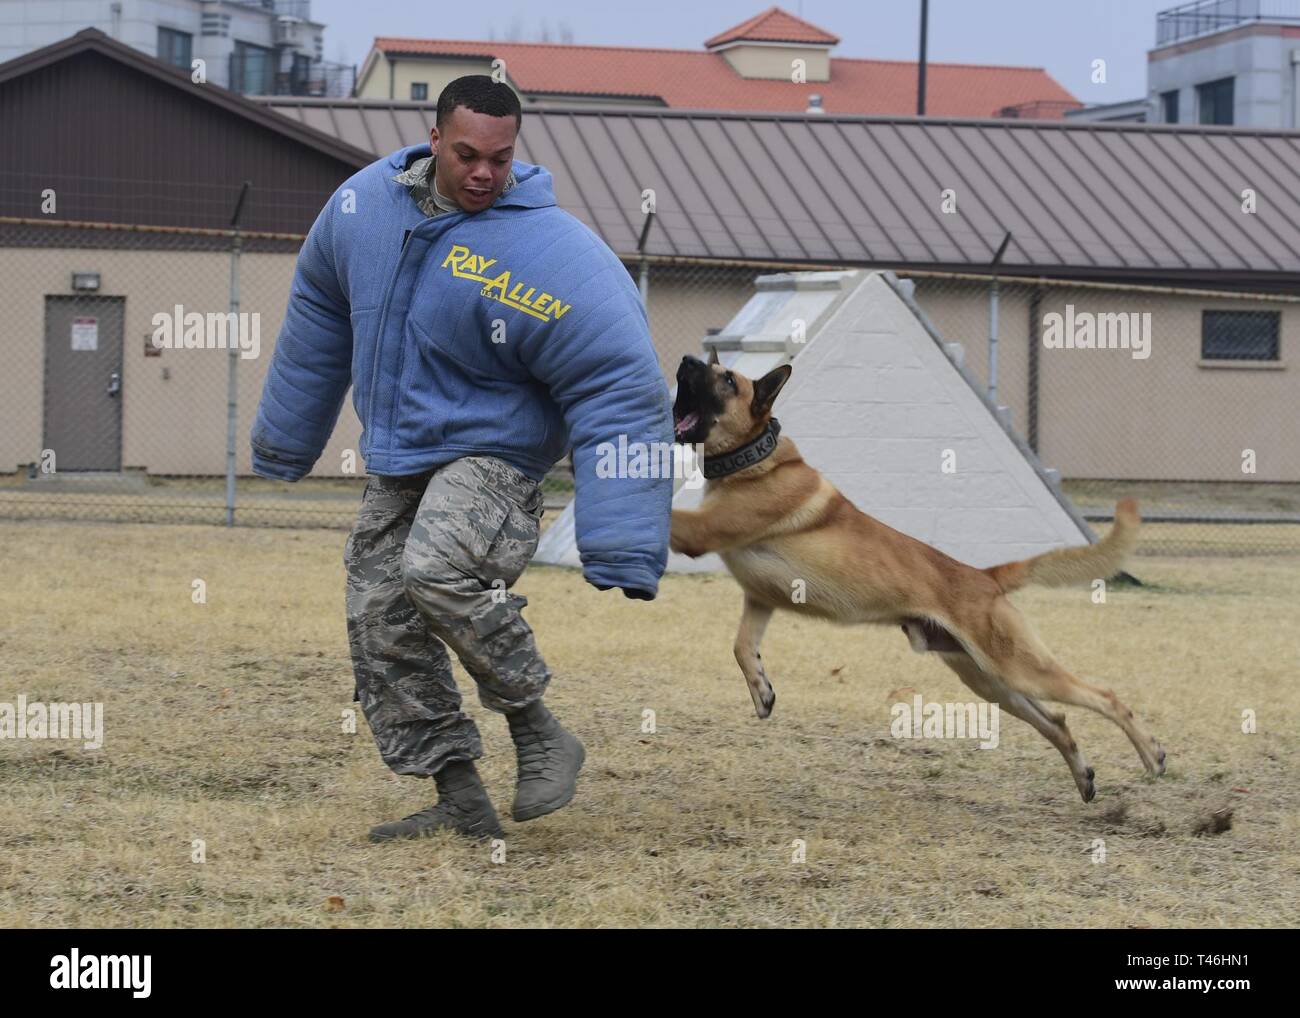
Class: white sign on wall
71,317,99,351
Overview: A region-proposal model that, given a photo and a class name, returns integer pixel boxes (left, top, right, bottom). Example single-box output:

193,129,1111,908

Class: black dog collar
703,418,782,480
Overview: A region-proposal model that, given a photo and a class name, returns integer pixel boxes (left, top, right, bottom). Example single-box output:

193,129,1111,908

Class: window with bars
1202,310,1280,360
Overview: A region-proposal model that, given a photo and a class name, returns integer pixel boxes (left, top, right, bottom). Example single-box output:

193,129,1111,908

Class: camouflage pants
344,455,550,777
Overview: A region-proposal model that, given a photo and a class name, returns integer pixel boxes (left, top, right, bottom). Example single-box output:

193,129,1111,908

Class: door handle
108,371,121,397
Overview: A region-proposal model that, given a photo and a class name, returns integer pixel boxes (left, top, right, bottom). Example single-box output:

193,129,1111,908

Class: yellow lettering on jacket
441,244,573,323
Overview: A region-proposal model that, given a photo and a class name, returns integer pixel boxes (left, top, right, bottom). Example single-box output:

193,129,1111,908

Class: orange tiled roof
372,34,1079,119
704,5,840,48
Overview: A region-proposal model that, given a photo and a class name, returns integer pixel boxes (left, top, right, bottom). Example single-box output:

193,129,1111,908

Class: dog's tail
984,499,1140,593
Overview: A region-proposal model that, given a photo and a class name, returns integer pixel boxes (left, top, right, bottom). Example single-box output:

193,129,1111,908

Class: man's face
430,106,518,213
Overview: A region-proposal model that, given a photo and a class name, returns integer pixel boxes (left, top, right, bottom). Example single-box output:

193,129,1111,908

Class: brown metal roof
0,28,375,169
0,28,376,235
266,99,1300,285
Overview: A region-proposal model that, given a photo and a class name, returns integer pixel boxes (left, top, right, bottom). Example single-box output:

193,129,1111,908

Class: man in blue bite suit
250,75,673,842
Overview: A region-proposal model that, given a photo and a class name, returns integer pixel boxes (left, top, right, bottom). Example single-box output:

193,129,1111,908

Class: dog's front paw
671,536,703,558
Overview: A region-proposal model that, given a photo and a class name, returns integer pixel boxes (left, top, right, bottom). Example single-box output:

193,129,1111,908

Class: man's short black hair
435,75,522,130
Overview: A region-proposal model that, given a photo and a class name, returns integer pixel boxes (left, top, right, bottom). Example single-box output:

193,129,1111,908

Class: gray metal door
43,295,125,471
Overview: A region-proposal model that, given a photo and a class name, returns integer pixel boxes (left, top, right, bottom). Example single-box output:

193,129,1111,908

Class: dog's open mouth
673,356,718,444
672,381,705,443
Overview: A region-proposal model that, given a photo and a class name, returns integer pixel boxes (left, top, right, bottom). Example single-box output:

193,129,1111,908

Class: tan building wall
1,248,1294,482
716,43,831,82
641,265,754,376
358,53,522,103
909,277,1298,482
910,278,1035,433
1034,287,1298,482
0,246,363,478
358,54,664,108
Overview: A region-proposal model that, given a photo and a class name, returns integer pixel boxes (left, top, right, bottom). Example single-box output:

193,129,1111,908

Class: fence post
1028,284,1041,452
988,275,999,403
225,182,250,527
637,210,655,308
987,231,1011,403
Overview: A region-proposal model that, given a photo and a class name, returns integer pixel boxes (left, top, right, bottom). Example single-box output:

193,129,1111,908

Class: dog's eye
724,372,737,391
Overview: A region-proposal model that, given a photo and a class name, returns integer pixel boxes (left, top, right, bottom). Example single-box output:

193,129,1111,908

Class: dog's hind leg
1023,660,1166,778
968,597,1166,778
939,651,1096,802
735,595,776,719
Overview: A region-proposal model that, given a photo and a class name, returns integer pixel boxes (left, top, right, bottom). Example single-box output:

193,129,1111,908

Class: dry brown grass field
1,518,1296,928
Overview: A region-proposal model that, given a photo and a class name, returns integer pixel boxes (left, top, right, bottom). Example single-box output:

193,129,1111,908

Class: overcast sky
309,0,1183,104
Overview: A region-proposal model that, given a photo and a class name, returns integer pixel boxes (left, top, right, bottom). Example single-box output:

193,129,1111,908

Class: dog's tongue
674,411,699,438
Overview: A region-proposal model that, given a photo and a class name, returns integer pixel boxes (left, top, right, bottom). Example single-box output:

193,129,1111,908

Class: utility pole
917,0,929,116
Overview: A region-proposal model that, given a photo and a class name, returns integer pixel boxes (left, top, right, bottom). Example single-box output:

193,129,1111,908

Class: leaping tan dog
669,351,1165,802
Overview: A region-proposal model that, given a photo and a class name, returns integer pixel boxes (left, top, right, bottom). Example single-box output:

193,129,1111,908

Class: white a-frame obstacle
533,269,1094,576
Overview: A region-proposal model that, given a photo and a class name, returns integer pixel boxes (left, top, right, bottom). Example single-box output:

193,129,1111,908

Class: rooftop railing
1156,0,1300,45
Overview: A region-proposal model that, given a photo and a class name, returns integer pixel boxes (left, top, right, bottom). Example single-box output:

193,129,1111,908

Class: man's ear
707,347,720,366
751,364,792,418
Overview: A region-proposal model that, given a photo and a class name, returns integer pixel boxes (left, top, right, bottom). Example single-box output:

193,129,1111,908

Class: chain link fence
0,212,370,529
2,213,1296,555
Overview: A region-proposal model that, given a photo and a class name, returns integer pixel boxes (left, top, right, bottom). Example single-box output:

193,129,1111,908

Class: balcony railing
1156,0,1300,45
227,0,313,18
229,52,355,97
996,100,1085,120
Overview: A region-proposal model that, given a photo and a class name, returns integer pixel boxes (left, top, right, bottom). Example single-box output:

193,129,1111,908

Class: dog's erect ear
707,346,720,366
751,364,792,418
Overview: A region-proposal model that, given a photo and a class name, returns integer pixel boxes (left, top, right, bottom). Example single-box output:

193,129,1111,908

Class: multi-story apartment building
1151,0,1300,126
0,0,352,95
1069,0,1300,126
